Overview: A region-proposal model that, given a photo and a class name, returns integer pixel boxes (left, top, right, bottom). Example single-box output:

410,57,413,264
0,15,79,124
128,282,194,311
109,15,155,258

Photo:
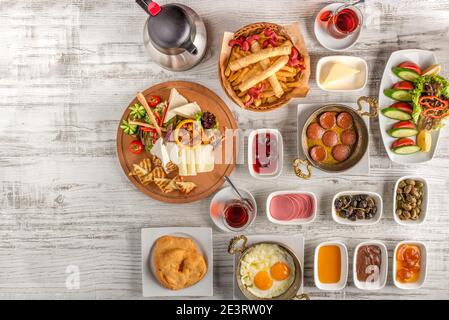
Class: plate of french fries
219,22,310,112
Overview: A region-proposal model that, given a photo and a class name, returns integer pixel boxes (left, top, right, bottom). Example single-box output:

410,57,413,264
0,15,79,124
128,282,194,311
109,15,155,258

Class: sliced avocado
384,89,413,102
381,108,412,120
388,127,418,138
392,145,421,155
392,67,420,81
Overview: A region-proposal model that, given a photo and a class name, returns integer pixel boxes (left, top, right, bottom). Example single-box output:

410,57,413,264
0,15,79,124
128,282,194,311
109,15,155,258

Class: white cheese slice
165,142,179,165
150,137,171,172
178,147,188,176
322,61,360,85
194,144,215,173
165,88,189,123
172,102,202,119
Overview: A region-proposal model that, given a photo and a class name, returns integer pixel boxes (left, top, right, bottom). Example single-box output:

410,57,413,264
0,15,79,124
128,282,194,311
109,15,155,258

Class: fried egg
239,244,295,298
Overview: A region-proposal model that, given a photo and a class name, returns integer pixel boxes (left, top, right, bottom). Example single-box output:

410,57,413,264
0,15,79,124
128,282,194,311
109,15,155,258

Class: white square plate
232,234,304,300
141,227,213,297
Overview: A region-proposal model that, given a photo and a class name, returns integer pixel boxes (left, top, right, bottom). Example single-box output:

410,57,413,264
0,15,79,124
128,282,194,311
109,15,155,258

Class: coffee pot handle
136,0,161,16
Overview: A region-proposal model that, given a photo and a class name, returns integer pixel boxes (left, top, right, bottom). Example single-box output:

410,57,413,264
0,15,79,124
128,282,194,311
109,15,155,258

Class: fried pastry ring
152,236,207,290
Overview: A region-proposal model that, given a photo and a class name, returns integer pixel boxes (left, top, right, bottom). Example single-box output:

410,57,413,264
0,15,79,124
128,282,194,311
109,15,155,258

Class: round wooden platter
117,81,238,204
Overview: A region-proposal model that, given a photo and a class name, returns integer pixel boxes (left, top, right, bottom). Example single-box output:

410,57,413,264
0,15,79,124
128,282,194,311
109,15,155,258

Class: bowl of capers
393,176,428,225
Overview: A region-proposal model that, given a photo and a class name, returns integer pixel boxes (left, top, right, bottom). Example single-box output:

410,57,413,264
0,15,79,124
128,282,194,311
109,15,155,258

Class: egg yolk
270,262,290,281
254,271,273,290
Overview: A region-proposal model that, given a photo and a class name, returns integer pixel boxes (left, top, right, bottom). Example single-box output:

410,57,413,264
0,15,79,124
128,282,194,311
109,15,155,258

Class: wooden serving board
116,81,238,203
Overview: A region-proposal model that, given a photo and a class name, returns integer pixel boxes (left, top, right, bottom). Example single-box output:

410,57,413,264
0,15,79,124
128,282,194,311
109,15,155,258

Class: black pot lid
147,4,194,51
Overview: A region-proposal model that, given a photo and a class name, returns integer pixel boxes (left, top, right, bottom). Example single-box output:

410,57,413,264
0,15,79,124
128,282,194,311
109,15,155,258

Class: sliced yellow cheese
178,148,188,176
322,61,360,85
185,148,197,176
194,144,215,173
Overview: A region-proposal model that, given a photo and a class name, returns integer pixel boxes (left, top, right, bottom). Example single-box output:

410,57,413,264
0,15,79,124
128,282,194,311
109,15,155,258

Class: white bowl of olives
393,176,428,226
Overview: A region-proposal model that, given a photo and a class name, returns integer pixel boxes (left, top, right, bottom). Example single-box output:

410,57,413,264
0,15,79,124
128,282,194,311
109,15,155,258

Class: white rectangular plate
297,103,370,177
233,234,304,300
141,227,213,297
378,49,440,164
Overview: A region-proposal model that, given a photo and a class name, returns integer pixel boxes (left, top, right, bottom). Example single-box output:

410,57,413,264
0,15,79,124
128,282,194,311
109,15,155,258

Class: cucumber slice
392,145,421,154
388,128,418,138
384,89,412,102
392,67,420,81
381,108,412,120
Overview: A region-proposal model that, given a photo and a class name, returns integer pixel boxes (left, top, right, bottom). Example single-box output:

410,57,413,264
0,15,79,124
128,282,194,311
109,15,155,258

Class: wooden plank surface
0,0,449,299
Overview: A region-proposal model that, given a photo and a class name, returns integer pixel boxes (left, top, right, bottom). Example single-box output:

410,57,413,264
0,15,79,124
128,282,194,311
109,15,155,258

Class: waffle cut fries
220,22,310,112
129,157,196,195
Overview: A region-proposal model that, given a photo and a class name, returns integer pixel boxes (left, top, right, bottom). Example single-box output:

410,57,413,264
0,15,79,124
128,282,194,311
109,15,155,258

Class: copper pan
293,96,378,179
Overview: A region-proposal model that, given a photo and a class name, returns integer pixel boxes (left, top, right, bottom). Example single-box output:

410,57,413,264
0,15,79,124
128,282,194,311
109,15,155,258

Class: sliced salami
319,112,337,129
332,144,351,162
306,123,325,140
322,130,338,147
341,129,357,145
309,145,327,163
337,112,353,129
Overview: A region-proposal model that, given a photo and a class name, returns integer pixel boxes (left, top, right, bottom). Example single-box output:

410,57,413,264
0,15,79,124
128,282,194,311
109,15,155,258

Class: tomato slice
398,61,422,75
392,81,415,90
391,137,416,149
392,121,416,130
391,102,413,114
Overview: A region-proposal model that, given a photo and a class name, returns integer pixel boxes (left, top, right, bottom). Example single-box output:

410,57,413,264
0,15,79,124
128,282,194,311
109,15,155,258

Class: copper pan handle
292,158,312,180
228,235,248,255
357,96,378,118
292,293,311,300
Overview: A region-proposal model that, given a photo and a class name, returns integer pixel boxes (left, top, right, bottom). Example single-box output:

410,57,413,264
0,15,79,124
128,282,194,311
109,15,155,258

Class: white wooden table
1,0,449,300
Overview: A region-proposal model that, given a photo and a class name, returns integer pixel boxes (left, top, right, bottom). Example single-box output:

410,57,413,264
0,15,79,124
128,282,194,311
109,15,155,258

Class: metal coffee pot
136,0,207,71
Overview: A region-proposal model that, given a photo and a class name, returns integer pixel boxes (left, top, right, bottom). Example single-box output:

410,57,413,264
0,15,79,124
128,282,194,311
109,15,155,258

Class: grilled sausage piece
306,123,325,140
337,112,353,129
341,129,357,145
322,131,338,147
332,144,351,162
310,145,327,163
319,112,336,129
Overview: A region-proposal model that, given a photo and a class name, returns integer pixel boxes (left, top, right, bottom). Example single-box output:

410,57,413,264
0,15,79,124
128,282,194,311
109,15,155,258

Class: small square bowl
316,56,368,92
314,241,348,291
353,240,388,290
332,191,383,226
393,176,429,226
393,241,427,290
266,190,317,225
247,129,283,180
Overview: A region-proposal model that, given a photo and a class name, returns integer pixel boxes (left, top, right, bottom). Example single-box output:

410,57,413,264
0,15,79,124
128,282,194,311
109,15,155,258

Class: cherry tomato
391,138,415,149
398,61,422,75
147,95,161,108
392,81,414,90
129,140,144,155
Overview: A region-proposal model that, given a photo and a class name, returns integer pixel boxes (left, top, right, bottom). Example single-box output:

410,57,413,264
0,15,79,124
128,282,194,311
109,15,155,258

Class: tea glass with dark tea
222,199,255,231
325,4,363,39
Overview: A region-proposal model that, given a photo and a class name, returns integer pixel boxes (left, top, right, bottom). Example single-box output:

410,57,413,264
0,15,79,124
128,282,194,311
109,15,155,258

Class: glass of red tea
222,199,255,232
326,4,363,39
